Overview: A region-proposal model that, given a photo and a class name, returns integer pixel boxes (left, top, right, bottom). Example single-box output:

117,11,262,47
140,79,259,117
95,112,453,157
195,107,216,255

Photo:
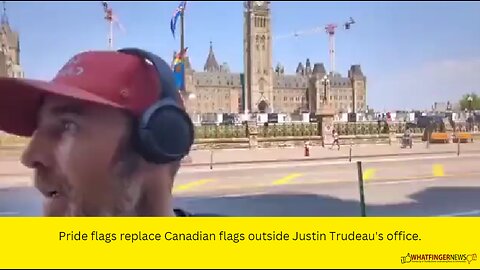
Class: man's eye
61,121,78,133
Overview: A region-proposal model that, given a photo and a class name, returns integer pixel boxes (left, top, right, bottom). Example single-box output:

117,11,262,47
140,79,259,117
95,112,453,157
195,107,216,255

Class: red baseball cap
0,50,184,137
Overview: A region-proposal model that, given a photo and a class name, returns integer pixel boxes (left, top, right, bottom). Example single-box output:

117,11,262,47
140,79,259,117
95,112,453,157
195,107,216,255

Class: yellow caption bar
0,217,479,269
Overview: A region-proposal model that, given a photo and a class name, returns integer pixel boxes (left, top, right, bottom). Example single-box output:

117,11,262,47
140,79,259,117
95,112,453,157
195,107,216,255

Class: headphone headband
115,48,194,164
117,48,177,101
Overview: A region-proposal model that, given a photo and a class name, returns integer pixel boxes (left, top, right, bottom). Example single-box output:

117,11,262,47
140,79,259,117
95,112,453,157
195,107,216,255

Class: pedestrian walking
330,129,340,150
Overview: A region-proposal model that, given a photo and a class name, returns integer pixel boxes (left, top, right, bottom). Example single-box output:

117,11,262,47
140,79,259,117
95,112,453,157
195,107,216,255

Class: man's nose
21,131,53,170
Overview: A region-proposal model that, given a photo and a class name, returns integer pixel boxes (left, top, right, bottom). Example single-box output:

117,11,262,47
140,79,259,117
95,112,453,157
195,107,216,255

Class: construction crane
325,23,337,73
101,1,125,50
274,17,356,74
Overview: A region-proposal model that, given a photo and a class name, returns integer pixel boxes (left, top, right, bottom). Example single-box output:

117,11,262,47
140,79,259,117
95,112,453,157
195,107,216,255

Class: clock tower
243,1,273,114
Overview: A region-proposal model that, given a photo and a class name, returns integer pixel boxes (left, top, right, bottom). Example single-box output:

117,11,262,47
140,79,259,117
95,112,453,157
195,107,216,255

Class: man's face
21,95,142,216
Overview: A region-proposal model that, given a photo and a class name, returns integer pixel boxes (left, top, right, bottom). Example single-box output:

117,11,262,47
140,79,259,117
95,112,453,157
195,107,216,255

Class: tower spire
204,40,219,72
1,1,8,26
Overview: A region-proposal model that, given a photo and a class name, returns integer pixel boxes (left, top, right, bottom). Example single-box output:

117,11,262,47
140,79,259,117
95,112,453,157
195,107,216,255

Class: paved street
1,147,480,217
185,142,480,166
4,142,480,169
175,153,480,217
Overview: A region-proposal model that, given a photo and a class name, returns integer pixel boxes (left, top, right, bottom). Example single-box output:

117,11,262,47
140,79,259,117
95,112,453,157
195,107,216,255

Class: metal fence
193,122,425,139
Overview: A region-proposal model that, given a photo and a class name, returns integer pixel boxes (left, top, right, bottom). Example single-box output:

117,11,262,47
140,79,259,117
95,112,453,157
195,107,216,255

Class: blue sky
8,1,480,111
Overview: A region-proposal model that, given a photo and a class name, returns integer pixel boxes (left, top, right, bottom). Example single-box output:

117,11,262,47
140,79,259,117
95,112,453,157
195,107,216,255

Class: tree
459,93,480,111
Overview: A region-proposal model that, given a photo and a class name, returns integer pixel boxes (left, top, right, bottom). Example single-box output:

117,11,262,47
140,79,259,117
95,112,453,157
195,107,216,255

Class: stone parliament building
6,1,365,118
181,1,367,118
0,4,22,79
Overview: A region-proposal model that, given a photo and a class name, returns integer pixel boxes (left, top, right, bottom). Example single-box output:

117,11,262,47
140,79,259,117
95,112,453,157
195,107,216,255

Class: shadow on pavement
0,186,42,216
2,186,480,217
175,187,480,217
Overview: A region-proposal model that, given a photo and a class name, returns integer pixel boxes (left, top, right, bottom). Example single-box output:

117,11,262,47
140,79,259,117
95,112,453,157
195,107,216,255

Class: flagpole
180,8,186,93
108,19,113,50
180,10,185,56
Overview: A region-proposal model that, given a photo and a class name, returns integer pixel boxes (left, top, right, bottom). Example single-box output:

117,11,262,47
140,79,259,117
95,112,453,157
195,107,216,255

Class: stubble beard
64,151,143,217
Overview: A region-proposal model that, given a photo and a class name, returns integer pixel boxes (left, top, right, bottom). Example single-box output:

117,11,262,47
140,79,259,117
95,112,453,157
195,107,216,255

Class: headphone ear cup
117,48,194,163
136,99,194,164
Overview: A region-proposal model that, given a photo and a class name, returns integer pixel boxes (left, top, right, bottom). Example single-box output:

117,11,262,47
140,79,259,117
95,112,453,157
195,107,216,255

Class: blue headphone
117,48,194,164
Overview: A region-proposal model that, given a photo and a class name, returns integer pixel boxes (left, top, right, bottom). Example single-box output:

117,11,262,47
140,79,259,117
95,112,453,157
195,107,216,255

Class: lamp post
467,96,473,131
186,92,196,121
321,74,330,105
182,91,196,163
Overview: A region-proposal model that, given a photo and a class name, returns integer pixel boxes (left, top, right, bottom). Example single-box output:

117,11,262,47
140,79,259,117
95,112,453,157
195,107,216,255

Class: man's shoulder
174,208,192,216
173,208,224,217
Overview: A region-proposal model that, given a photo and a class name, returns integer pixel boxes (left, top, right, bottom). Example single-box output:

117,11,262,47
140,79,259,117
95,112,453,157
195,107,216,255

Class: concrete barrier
2,132,480,150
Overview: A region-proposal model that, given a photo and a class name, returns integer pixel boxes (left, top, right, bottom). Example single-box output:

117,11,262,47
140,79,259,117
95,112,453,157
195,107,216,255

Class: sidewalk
184,142,480,166
2,143,480,175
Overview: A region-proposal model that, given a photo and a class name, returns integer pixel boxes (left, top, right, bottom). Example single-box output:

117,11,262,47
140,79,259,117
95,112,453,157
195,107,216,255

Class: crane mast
274,17,356,74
